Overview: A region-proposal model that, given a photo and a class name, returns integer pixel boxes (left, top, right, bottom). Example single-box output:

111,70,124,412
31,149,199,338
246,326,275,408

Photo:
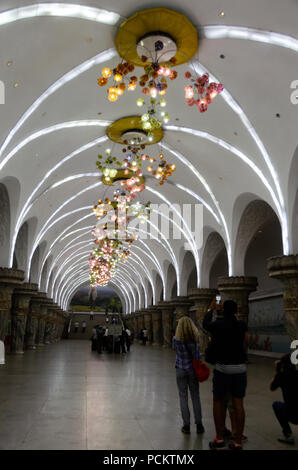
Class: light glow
0,49,116,158
0,4,120,26
200,25,298,53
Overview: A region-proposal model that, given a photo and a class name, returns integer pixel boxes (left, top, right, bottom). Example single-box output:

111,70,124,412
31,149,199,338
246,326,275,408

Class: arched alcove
12,253,18,269
171,281,177,298
0,183,11,266
165,263,177,300
244,214,283,292
40,255,53,293
0,177,21,266
187,267,197,293
180,250,197,296
14,222,28,272
233,194,281,276
201,230,228,288
145,278,153,306
152,270,163,303
288,145,298,253
209,248,229,288
292,189,298,253
30,246,40,284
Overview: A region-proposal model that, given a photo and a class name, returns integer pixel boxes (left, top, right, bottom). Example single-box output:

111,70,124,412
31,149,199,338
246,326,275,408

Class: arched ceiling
0,1,297,311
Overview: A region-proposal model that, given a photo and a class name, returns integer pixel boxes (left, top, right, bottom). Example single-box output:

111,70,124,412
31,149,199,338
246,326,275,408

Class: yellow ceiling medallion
106,116,163,145
115,7,198,67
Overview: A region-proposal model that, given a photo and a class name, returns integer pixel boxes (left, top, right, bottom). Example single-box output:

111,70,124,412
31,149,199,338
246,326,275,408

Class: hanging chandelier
97,7,198,115
184,71,224,112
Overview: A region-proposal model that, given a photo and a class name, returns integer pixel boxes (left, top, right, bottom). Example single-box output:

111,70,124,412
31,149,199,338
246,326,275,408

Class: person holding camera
271,353,298,445
203,299,248,450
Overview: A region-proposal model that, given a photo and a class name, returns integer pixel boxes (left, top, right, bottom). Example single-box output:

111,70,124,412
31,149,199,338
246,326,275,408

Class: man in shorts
203,300,248,450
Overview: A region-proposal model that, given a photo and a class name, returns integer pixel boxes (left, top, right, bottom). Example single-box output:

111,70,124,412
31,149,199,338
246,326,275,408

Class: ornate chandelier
184,71,224,112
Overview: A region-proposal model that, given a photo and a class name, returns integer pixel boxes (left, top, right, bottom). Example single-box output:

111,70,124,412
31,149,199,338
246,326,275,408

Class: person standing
120,329,127,354
90,311,94,321
74,321,79,333
97,327,104,354
270,353,298,445
142,328,148,346
130,329,135,344
82,321,87,333
103,326,109,351
172,316,204,435
125,327,131,352
91,326,97,351
203,300,248,450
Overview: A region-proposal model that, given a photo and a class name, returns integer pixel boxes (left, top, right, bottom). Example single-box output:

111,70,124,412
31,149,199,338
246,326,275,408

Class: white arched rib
0,4,120,26
200,25,298,53
189,61,289,254
0,48,116,158
10,135,108,267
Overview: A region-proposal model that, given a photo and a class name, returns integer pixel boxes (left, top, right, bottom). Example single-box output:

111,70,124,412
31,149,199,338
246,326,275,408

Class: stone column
157,301,175,348
44,301,54,344
56,310,64,342
217,276,258,323
171,296,192,323
25,285,41,350
11,283,38,354
56,311,64,342
151,306,163,346
35,294,49,348
130,314,137,339
189,288,218,352
143,310,153,344
123,314,130,329
268,255,298,341
49,306,59,343
0,268,24,344
134,311,142,343
62,311,71,339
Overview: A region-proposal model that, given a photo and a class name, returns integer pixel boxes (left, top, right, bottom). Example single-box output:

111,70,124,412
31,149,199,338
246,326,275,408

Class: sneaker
196,423,205,434
209,437,226,449
229,441,243,450
278,435,295,445
181,425,190,434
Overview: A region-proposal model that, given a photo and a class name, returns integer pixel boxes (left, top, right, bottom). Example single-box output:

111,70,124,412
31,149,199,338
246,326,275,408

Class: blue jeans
176,368,202,426
273,401,298,436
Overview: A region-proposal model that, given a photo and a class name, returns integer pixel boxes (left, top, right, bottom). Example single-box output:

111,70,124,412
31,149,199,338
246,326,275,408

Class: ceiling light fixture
0,4,120,26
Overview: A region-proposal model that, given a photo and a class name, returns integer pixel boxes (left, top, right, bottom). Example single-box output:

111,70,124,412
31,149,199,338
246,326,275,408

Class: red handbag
192,359,210,382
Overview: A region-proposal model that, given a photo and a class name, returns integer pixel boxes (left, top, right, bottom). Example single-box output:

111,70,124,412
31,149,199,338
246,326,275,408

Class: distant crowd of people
73,320,86,333
172,298,298,450
91,324,133,355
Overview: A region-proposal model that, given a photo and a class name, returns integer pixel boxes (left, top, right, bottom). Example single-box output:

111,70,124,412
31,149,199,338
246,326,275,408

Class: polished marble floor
0,340,297,450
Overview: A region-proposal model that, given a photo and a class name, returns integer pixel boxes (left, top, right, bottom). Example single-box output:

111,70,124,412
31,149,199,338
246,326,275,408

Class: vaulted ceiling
0,1,297,312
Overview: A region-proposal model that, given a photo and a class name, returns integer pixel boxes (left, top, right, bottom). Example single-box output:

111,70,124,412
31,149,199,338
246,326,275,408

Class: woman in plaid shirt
173,316,204,434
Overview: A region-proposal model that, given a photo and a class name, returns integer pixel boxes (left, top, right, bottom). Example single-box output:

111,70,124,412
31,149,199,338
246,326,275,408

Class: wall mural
248,296,290,353
70,285,122,313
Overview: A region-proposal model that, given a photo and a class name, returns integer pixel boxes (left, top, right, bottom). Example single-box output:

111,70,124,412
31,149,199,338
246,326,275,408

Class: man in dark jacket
271,353,298,445
203,300,248,450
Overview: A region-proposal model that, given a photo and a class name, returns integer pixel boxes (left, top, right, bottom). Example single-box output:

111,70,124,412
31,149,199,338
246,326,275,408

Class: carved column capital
217,276,258,323
268,255,298,341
